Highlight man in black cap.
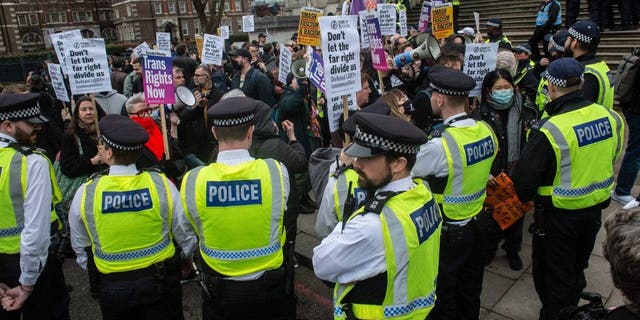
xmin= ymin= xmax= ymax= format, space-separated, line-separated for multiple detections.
xmin=258 ymin=32 xmax=268 ymax=47
xmin=413 ymin=65 xmax=498 ymax=320
xmin=229 ymin=49 xmax=276 ymax=107
xmin=512 ymin=43 xmax=539 ymax=103
xmin=564 ymin=20 xmax=614 ymax=109
xmin=313 ymin=112 xmax=441 ymax=320
xmin=512 ymin=58 xmax=624 ymax=319
xmin=68 ymin=114 xmax=196 ymax=320
xmin=180 ymin=96 xmax=295 ymax=320
xmin=0 ymin=93 xmax=69 ymax=319
xmin=484 ymin=18 xmax=512 ymax=50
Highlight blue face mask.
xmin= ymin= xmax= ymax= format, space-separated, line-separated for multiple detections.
xmin=491 ymin=88 xmax=514 ymax=104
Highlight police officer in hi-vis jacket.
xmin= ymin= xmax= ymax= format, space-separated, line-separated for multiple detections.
xmin=180 ymin=96 xmax=295 ymax=320
xmin=69 ymin=114 xmax=196 ymax=320
xmin=512 ymin=58 xmax=624 ymax=319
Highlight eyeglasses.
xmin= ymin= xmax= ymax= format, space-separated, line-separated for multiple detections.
xmin=128 ymin=106 xmax=158 ymax=117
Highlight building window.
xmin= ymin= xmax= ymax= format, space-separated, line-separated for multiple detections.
xmin=153 ymin=2 xmax=162 ymax=14
xmin=115 ymin=8 xmax=120 ymax=19
xmin=17 ymin=14 xmax=28 ymax=26
xmin=168 ymin=2 xmax=176 ymax=14
xmin=45 ymin=12 xmax=66 ymax=23
xmin=224 ymin=1 xmax=230 ymax=11
xmin=99 ymin=11 xmax=107 ymax=21
xmin=194 ymin=20 xmax=200 ymax=34
xmin=182 ymin=24 xmax=188 ymax=36
xmin=28 ymin=14 xmax=39 ymax=25
xmin=72 ymin=11 xmax=93 ymax=22
xmin=235 ymin=0 xmax=242 ymax=11
xmin=127 ymin=5 xmax=132 ymax=16
xmin=22 ymin=33 xmax=43 ymax=46
xmin=179 ymin=1 xmax=187 ymax=13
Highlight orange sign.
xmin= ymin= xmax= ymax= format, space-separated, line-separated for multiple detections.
xmin=485 ymin=172 xmax=534 ymax=230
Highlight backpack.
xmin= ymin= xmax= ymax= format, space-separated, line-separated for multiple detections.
xmin=614 ymin=48 xmax=640 ymax=103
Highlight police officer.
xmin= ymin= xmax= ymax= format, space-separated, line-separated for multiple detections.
xmin=529 ymin=0 xmax=562 ymax=61
xmin=413 ymin=65 xmax=498 ymax=320
xmin=565 ymin=20 xmax=614 ymax=109
xmin=512 ymin=43 xmax=539 ymax=103
xmin=512 ymin=58 xmax=624 ymax=320
xmin=68 ymin=114 xmax=196 ymax=320
xmin=180 ymin=96 xmax=294 ymax=320
xmin=313 ymin=112 xmax=441 ymax=320
xmin=315 ymin=101 xmax=394 ymax=239
xmin=484 ymin=18 xmax=512 ymax=50
xmin=0 ymin=93 xmax=69 ymax=319
xmin=534 ymin=30 xmax=569 ymax=116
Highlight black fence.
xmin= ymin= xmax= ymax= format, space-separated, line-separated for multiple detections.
xmin=0 ymin=54 xmax=55 ymax=84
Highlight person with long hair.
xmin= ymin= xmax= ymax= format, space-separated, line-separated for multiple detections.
xmin=379 ymin=89 xmax=413 ymax=123
xmin=473 ymin=68 xmax=538 ymax=271
xmin=59 ymin=96 xmax=107 ymax=178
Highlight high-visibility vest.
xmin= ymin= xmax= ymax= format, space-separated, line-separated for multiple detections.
xmin=181 ymin=158 xmax=286 ymax=277
xmin=535 ymin=78 xmax=550 ymax=117
xmin=80 ymin=171 xmax=176 ymax=274
xmin=536 ymin=103 xmax=624 ymax=209
xmin=536 ymin=0 xmax=562 ymax=27
xmin=334 ymin=180 xmax=442 ymax=320
xmin=584 ymin=60 xmax=615 ymax=109
xmin=485 ymin=34 xmax=512 ymax=48
xmin=332 ymin=168 xmax=367 ymax=223
xmin=0 ymin=146 xmax=61 ymax=254
xmin=434 ymin=121 xmax=497 ymax=220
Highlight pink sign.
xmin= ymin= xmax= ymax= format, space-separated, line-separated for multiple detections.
xmin=418 ymin=2 xmax=432 ymax=32
xmin=365 ymin=15 xmax=388 ymax=72
xmin=142 ymin=55 xmax=175 ymax=104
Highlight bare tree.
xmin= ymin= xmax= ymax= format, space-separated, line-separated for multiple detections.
xmin=192 ymin=0 xmax=226 ymax=35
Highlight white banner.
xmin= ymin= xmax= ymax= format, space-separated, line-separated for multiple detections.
xmin=201 ymin=34 xmax=224 ymax=66
xmin=358 ymin=10 xmax=373 ymax=49
xmin=50 ymin=30 xmax=82 ymax=75
xmin=319 ymin=15 xmax=361 ymax=98
xmin=47 ymin=63 xmax=69 ymax=103
xmin=64 ymin=38 xmax=112 ymax=95
xmin=327 ymin=93 xmax=356 ymax=132
xmin=278 ymin=45 xmax=292 ymax=85
xmin=242 ymin=15 xmax=255 ymax=32
xmin=220 ymin=26 xmax=230 ymax=39
xmin=378 ymin=4 xmax=397 ymax=36
xmin=133 ymin=41 xmax=151 ymax=58
xmin=399 ymin=8 xmax=408 ymax=37
xmin=156 ymin=32 xmax=171 ymax=52
xmin=464 ymin=43 xmax=499 ymax=97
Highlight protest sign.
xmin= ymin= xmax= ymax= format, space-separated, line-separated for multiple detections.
xmin=297 ymin=7 xmax=323 ymax=46
xmin=47 ymin=63 xmax=69 ymax=103
xmin=474 ymin=12 xmax=481 ymax=37
xmin=220 ymin=26 xmax=230 ymax=39
xmin=364 ymin=13 xmax=388 ymax=72
xmin=319 ymin=15 xmax=361 ymax=97
xmin=485 ymin=173 xmax=534 ymax=230
xmin=156 ymin=32 xmax=171 ymax=52
xmin=358 ymin=10 xmax=371 ymax=49
xmin=195 ymin=34 xmax=204 ymax=58
xmin=201 ymin=34 xmax=224 ymax=66
xmin=308 ymin=51 xmax=326 ymax=94
xmin=418 ymin=2 xmax=432 ymax=32
xmin=64 ymin=38 xmax=112 ymax=95
xmin=464 ymin=42 xmax=498 ymax=97
xmin=327 ymin=93 xmax=356 ymax=132
xmin=378 ymin=4 xmax=397 ymax=36
xmin=50 ymin=29 xmax=82 ymax=75
xmin=278 ymin=45 xmax=292 ymax=85
xmin=133 ymin=41 xmax=151 ymax=58
xmin=399 ymin=8 xmax=408 ymax=37
xmin=145 ymin=49 xmax=171 ymax=57
xmin=242 ymin=15 xmax=255 ymax=32
xmin=142 ymin=54 xmax=175 ymax=104
xmin=431 ymin=2 xmax=454 ymax=39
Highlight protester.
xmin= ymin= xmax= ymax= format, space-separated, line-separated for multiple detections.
xmin=229 ymin=49 xmax=277 ymax=107
xmin=93 ymin=90 xmax=127 ymax=115
xmin=173 ymin=43 xmax=198 ymax=88
xmin=122 ymin=57 xmax=143 ymax=98
xmin=110 ymin=56 xmax=127 ymax=94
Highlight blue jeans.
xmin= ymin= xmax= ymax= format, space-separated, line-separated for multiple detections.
xmin=615 ymin=108 xmax=640 ymax=196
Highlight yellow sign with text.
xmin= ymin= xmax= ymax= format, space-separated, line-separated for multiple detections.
xmin=195 ymin=34 xmax=204 ymax=59
xmin=297 ymin=8 xmax=323 ymax=46
xmin=431 ymin=3 xmax=454 ymax=40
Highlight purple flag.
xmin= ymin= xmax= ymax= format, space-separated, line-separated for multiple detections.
xmin=349 ymin=0 xmax=380 ymax=15
xmin=309 ymin=51 xmax=326 ymax=94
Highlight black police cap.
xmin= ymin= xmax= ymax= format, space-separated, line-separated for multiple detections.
xmin=0 ymin=93 xmax=48 ymax=124
xmin=427 ymin=65 xmax=476 ymax=96
xmin=569 ymin=20 xmax=600 ymax=44
xmin=543 ymin=58 xmax=584 ymax=88
xmin=342 ymin=100 xmax=391 ymax=136
xmin=344 ymin=113 xmax=427 ymax=158
xmin=99 ymin=114 xmax=149 ymax=151
xmin=208 ymin=96 xmax=257 ymax=127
